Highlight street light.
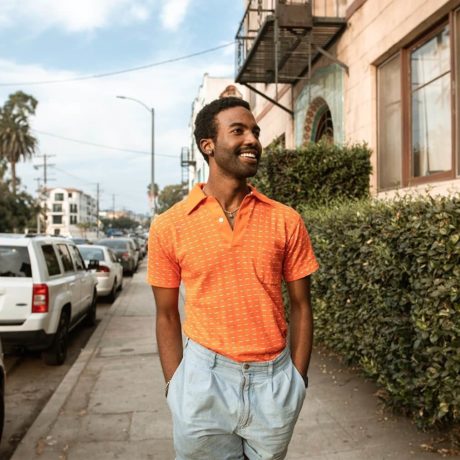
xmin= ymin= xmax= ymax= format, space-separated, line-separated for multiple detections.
xmin=116 ymin=95 xmax=156 ymax=216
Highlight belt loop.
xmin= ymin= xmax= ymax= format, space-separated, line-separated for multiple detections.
xmin=268 ymin=360 xmax=274 ymax=377
xmin=210 ymin=351 xmax=217 ymax=369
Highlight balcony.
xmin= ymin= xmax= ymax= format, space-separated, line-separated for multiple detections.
xmin=235 ymin=0 xmax=347 ymax=84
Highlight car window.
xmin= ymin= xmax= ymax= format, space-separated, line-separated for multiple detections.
xmin=68 ymin=245 xmax=86 ymax=271
xmin=41 ymin=244 xmax=61 ymax=276
xmin=0 ymin=246 xmax=32 ymax=277
xmin=79 ymin=247 xmax=105 ymax=261
xmin=57 ymin=244 xmax=75 ymax=272
xmin=98 ymin=240 xmax=128 ymax=250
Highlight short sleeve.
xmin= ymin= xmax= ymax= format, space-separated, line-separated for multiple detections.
xmin=147 ymin=218 xmax=181 ymax=288
xmin=283 ymin=215 xmax=319 ymax=282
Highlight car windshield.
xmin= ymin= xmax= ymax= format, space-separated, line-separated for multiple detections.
xmin=79 ymin=247 xmax=105 ymax=261
xmin=0 ymin=245 xmax=32 ymax=277
xmin=98 ymin=240 xmax=128 ymax=250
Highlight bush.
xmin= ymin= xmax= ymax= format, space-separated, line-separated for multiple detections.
xmin=252 ymin=141 xmax=372 ymax=208
xmin=303 ymin=194 xmax=460 ymax=429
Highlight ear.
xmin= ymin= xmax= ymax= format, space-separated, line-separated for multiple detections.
xmin=200 ymin=139 xmax=214 ymax=159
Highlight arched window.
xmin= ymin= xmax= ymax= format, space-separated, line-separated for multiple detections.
xmin=303 ymin=98 xmax=334 ymax=144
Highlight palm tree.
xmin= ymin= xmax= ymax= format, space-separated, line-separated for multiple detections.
xmin=0 ymin=91 xmax=38 ymax=194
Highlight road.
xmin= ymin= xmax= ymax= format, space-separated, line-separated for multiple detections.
xmin=1 ymin=276 xmax=133 ymax=460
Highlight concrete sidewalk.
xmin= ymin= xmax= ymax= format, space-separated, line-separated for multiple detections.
xmin=12 ymin=263 xmax=444 ymax=459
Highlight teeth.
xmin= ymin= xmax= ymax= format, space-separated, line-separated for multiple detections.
xmin=240 ymin=153 xmax=256 ymax=158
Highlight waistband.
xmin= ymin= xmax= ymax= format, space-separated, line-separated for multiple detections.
xmin=185 ymin=338 xmax=291 ymax=376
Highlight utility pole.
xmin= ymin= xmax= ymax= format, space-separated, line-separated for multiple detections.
xmin=96 ymin=183 xmax=100 ymax=239
xmin=34 ymin=177 xmax=42 ymax=233
xmin=112 ymin=194 xmax=116 ymax=221
xmin=34 ymin=154 xmax=55 ymax=234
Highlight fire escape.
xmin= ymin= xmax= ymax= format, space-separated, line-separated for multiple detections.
xmin=235 ymin=0 xmax=348 ymax=115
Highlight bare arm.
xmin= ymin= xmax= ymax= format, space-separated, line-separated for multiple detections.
xmin=151 ymin=286 xmax=183 ymax=383
xmin=286 ymin=276 xmax=313 ymax=380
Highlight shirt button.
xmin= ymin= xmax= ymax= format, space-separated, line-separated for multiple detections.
xmin=218 ymin=217 xmax=224 ymax=223
xmin=243 ymin=364 xmax=250 ymax=370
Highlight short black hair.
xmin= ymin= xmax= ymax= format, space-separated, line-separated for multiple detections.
xmin=194 ymin=97 xmax=251 ymax=164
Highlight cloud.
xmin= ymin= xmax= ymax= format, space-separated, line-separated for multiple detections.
xmin=160 ymin=0 xmax=191 ymax=31
xmin=0 ymin=0 xmax=155 ymax=33
xmin=1 ymin=56 xmax=234 ymax=213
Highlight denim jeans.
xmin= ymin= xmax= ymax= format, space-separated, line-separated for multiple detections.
xmin=166 ymin=338 xmax=306 ymax=460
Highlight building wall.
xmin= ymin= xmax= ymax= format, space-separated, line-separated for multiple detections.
xmin=45 ymin=187 xmax=97 ymax=237
xmin=248 ymin=0 xmax=460 ymax=197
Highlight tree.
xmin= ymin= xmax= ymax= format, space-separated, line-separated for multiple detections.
xmin=0 ymin=91 xmax=38 ymax=194
xmin=0 ymin=157 xmax=39 ymax=232
xmin=157 ymin=183 xmax=188 ymax=214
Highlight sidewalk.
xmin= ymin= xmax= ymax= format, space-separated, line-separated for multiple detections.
xmin=12 ymin=263 xmax=444 ymax=460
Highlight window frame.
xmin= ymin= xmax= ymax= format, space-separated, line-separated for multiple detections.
xmin=377 ymin=15 xmax=458 ymax=190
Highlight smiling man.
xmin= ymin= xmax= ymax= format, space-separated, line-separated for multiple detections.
xmin=147 ymin=96 xmax=318 ymax=460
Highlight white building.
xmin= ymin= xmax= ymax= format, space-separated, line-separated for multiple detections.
xmin=188 ymin=74 xmax=252 ymax=189
xmin=44 ymin=187 xmax=98 ymax=237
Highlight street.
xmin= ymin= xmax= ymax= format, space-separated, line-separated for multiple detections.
xmin=1 ymin=278 xmax=132 ymax=460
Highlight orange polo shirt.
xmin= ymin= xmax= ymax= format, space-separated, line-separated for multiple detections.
xmin=147 ymin=183 xmax=318 ymax=362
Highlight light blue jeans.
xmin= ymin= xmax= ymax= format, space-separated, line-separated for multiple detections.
xmin=167 ymin=339 xmax=306 ymax=460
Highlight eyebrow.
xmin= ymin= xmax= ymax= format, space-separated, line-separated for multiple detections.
xmin=229 ymin=122 xmax=261 ymax=133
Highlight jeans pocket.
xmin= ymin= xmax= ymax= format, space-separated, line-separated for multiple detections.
xmin=167 ymin=358 xmax=185 ymax=402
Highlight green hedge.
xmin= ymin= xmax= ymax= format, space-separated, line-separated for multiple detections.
xmin=252 ymin=141 xmax=372 ymax=208
xmin=302 ymin=194 xmax=460 ymax=429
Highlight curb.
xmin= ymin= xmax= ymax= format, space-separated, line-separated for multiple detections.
xmin=10 ymin=278 xmax=132 ymax=460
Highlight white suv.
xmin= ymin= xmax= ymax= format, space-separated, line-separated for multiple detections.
xmin=0 ymin=235 xmax=98 ymax=365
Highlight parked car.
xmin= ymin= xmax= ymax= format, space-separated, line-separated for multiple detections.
xmin=0 ymin=339 xmax=5 ymax=442
xmin=97 ymin=238 xmax=138 ymax=275
xmin=0 ymin=235 xmax=98 ymax=365
xmin=78 ymin=245 xmax=123 ymax=302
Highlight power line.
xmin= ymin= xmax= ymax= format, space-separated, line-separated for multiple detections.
xmin=33 ymin=129 xmax=178 ymax=158
xmin=0 ymin=42 xmax=235 ymax=87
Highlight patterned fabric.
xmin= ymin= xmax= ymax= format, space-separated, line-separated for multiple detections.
xmin=147 ymin=183 xmax=319 ymax=362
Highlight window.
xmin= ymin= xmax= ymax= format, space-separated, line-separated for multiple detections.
xmin=68 ymin=192 xmax=73 ymax=198
xmin=68 ymin=245 xmax=86 ymax=271
xmin=70 ymin=204 xmax=78 ymax=213
xmin=41 ymin=244 xmax=61 ymax=276
xmin=52 ymin=215 xmax=63 ymax=224
xmin=70 ymin=215 xmax=78 ymax=225
xmin=54 ymin=193 xmax=64 ymax=201
xmin=0 ymin=246 xmax=32 ymax=277
xmin=53 ymin=204 xmax=62 ymax=212
xmin=57 ymin=244 xmax=74 ymax=272
xmin=377 ymin=18 xmax=458 ymax=190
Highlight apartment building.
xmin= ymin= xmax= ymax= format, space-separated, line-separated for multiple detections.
xmin=44 ymin=187 xmax=97 ymax=237
xmin=187 ymin=74 xmax=252 ymax=188
xmin=235 ymin=0 xmax=460 ymax=197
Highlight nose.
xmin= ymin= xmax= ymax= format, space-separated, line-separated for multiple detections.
xmin=244 ymin=131 xmax=260 ymax=147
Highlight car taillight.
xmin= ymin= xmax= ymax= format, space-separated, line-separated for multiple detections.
xmin=122 ymin=252 xmax=129 ymax=260
xmin=32 ymin=284 xmax=49 ymax=313
xmin=97 ymin=265 xmax=110 ymax=275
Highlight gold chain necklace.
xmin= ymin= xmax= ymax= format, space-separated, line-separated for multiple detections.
xmin=223 ymin=204 xmax=242 ymax=220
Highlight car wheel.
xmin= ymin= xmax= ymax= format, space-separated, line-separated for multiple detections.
xmin=42 ymin=310 xmax=69 ymax=366
xmin=108 ymin=280 xmax=117 ymax=303
xmin=85 ymin=291 xmax=97 ymax=327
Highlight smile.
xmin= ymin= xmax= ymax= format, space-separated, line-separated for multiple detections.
xmin=239 ymin=151 xmax=258 ymax=160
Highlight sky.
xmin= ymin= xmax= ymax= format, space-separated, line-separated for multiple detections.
xmin=0 ymin=0 xmax=244 ymax=214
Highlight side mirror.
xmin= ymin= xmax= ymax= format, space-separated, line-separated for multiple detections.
xmin=87 ymin=259 xmax=100 ymax=270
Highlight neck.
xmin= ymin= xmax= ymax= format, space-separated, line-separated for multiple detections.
xmin=203 ymin=176 xmax=249 ymax=210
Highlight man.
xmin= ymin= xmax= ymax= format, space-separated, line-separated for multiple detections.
xmin=148 ymin=96 xmax=318 ymax=460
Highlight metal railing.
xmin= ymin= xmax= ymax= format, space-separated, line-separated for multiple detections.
xmin=235 ymin=0 xmax=346 ymax=76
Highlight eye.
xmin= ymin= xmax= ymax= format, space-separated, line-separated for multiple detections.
xmin=231 ymin=128 xmax=243 ymax=134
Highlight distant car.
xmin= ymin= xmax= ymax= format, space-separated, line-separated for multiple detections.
xmin=0 ymin=235 xmax=98 ymax=365
xmin=78 ymin=245 xmax=123 ymax=302
xmin=0 ymin=339 xmax=5 ymax=442
xmin=70 ymin=237 xmax=91 ymax=245
xmin=96 ymin=238 xmax=137 ymax=275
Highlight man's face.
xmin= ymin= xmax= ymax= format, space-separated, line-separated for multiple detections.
xmin=208 ymin=106 xmax=262 ymax=180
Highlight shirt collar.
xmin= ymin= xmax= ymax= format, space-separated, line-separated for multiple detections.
xmin=185 ymin=182 xmax=274 ymax=215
